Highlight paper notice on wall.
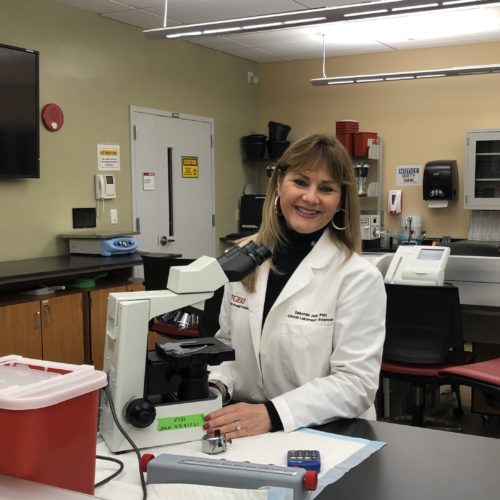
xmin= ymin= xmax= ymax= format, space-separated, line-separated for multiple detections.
xmin=143 ymin=172 xmax=155 ymax=190
xmin=396 ymin=165 xmax=421 ymax=186
xmin=98 ymin=144 xmax=120 ymax=171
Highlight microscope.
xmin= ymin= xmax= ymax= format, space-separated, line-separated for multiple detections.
xmin=100 ymin=241 xmax=271 ymax=453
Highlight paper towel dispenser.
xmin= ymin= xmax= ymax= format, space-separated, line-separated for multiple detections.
xmin=423 ymin=160 xmax=458 ymax=203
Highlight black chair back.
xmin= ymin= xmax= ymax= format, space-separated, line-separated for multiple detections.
xmin=384 ymin=283 xmax=465 ymax=365
xmin=141 ymin=253 xmax=190 ymax=291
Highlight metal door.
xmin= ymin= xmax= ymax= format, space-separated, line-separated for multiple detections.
xmin=130 ymin=107 xmax=215 ymax=276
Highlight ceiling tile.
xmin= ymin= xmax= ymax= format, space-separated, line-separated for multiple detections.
xmin=57 ymin=0 xmax=135 ymax=14
xmin=57 ymin=1 xmax=500 ymax=62
xmin=103 ymin=9 xmax=164 ymax=29
xmin=164 ymin=0 xmax=303 ymax=24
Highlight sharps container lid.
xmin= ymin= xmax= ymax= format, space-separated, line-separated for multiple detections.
xmin=0 ymin=355 xmax=107 ymax=410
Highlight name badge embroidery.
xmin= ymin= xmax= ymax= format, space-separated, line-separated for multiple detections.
xmin=287 ymin=310 xmax=334 ymax=323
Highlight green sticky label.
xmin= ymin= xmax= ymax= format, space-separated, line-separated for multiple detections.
xmin=157 ymin=413 xmax=205 ymax=432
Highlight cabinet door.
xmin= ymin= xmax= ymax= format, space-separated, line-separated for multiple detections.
xmin=0 ymin=301 xmax=43 ymax=358
xmin=42 ymin=294 xmax=85 ymax=365
xmin=465 ymin=131 xmax=500 ymax=209
xmin=90 ymin=285 xmax=126 ymax=370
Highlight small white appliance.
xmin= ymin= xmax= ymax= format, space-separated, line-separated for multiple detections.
xmin=385 ymin=245 xmax=450 ymax=286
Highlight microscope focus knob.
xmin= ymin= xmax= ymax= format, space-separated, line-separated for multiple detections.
xmin=126 ymin=398 xmax=156 ymax=428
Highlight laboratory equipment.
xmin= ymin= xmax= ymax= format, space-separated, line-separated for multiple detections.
xmin=445 ymin=250 xmax=500 ymax=308
xmin=143 ymin=453 xmax=317 ymax=499
xmin=287 ymin=450 xmax=321 ymax=472
xmin=68 ymin=235 xmax=137 ymax=256
xmin=360 ymin=214 xmax=380 ymax=240
xmin=202 ymin=429 xmax=230 ymax=454
xmin=100 ymin=241 xmax=271 ymax=453
xmin=384 ymin=245 xmax=450 ymax=286
xmin=353 ymin=163 xmax=369 ymax=196
xmin=0 ymin=356 xmax=106 ymax=495
xmin=239 ymin=194 xmax=266 ymax=233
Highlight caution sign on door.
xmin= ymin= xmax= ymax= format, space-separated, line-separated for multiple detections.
xmin=181 ymin=156 xmax=199 ymax=178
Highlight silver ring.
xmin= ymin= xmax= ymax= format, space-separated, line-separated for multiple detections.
xmin=234 ymin=420 xmax=241 ymax=432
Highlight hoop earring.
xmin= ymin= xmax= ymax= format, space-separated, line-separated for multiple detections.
xmin=331 ymin=209 xmax=348 ymax=231
xmin=274 ymin=194 xmax=283 ymax=217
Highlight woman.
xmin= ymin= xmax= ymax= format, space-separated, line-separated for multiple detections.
xmin=205 ymin=133 xmax=386 ymax=439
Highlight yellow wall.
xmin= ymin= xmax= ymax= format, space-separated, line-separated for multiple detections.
xmin=259 ymin=41 xmax=500 ymax=240
xmin=0 ymin=0 xmax=260 ymax=261
xmin=2 ymin=0 xmax=500 ymax=262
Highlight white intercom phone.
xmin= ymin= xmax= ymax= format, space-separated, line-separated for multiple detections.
xmin=95 ymin=174 xmax=116 ymax=199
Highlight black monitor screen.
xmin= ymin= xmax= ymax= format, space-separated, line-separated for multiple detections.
xmin=0 ymin=43 xmax=39 ymax=178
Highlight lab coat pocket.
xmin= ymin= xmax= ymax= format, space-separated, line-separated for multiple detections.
xmin=279 ymin=321 xmax=334 ymax=384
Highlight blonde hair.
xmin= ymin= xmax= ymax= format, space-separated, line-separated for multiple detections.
xmin=243 ymin=133 xmax=361 ymax=291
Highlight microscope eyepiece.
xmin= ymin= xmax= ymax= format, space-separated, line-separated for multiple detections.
xmin=217 ymin=241 xmax=272 ymax=282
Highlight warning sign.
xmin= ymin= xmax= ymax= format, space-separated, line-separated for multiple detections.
xmin=182 ymin=156 xmax=199 ymax=178
xmin=97 ymin=144 xmax=120 ymax=171
xmin=396 ymin=165 xmax=421 ymax=186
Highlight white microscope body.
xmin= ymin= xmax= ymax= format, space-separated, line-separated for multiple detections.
xmin=100 ymin=243 xmax=271 ymax=453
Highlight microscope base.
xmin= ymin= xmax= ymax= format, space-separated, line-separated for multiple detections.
xmin=100 ymin=392 xmax=222 ymax=453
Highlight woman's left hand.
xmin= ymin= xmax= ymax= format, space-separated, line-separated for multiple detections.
xmin=203 ymin=402 xmax=272 ymax=440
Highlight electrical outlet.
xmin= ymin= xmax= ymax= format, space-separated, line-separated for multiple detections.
xmin=110 ymin=209 xmax=118 ymax=224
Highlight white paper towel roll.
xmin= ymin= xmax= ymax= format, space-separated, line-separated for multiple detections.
xmin=427 ymin=200 xmax=448 ymax=208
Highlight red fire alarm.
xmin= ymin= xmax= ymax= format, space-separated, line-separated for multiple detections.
xmin=42 ymin=103 xmax=64 ymax=131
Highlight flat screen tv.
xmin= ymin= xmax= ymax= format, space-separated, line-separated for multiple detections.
xmin=0 ymin=43 xmax=39 ymax=179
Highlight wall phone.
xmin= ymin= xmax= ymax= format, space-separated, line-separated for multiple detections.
xmin=95 ymin=174 xmax=116 ymax=199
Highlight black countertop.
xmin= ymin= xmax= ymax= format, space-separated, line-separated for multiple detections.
xmin=317 ymin=418 xmax=500 ymax=500
xmin=0 ymin=253 xmax=143 ymax=288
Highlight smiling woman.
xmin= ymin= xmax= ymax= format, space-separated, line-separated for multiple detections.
xmin=205 ymin=133 xmax=386 ymax=441
xmin=277 ymin=157 xmax=342 ymax=234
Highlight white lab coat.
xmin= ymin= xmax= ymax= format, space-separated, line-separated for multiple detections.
xmin=209 ymin=230 xmax=386 ymax=432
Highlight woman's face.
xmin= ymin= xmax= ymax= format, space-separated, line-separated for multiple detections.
xmin=277 ymin=163 xmax=342 ymax=234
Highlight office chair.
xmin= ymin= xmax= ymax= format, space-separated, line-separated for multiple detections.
xmin=141 ymin=253 xmax=223 ymax=339
xmin=439 ymin=358 xmax=500 ymax=417
xmin=379 ymin=283 xmax=472 ymax=430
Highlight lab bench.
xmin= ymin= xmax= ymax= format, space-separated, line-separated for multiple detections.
xmin=0 ymin=253 xmax=144 ymax=368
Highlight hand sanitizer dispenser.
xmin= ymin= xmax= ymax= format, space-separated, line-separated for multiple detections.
xmin=423 ymin=160 xmax=458 ymax=208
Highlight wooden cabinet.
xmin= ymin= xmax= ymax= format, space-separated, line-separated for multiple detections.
xmin=465 ymin=129 xmax=500 ymax=209
xmin=89 ymin=281 xmax=145 ymax=370
xmin=0 ymin=301 xmax=42 ymax=358
xmin=0 ymin=292 xmax=84 ymax=364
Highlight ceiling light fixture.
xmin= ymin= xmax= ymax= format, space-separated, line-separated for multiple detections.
xmin=310 ymin=64 xmax=500 ymax=85
xmin=144 ymin=0 xmax=500 ymax=40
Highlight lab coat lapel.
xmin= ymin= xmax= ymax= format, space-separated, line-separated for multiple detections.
xmin=246 ymin=259 xmax=270 ymax=359
xmin=270 ymin=231 xmax=336 ymax=311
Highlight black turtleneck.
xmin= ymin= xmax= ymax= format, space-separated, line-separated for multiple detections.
xmin=262 ymin=222 xmax=326 ymax=325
